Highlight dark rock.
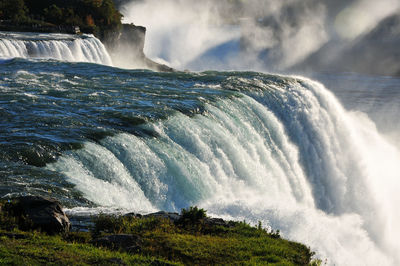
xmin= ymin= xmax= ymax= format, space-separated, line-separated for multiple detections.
xmin=103 ymin=24 xmax=146 ymax=59
xmin=102 ymin=23 xmax=174 ymax=72
xmin=8 ymin=196 xmax=70 ymax=234
xmin=123 ymin=212 xmax=143 ymax=219
xmin=92 ymin=234 xmax=142 ymax=253
xmin=144 ymin=211 xmax=181 ymax=222
xmin=204 ymin=217 xmax=232 ymax=227
xmin=143 ymin=57 xmax=175 ymax=72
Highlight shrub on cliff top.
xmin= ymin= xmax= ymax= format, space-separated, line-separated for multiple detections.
xmin=0 ymin=0 xmax=122 ymax=36
xmin=180 ymin=206 xmax=207 ymax=223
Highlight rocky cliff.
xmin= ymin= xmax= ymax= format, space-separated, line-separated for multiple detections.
xmin=102 ymin=23 xmax=174 ymax=72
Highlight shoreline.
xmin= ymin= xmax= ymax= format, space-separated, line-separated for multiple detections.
xmin=0 ymin=196 xmax=318 ymax=265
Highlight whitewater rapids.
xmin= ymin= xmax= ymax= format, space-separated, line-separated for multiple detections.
xmin=46 ymin=75 xmax=400 ymax=265
xmin=0 ymin=32 xmax=112 ymax=65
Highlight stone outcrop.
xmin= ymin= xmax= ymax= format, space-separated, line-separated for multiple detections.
xmin=103 ymin=23 xmax=174 ymax=72
xmin=144 ymin=211 xmax=181 ymax=222
xmin=6 ymin=196 xmax=71 ymax=234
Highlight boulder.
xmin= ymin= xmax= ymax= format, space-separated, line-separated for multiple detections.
xmin=204 ymin=217 xmax=233 ymax=227
xmin=123 ymin=212 xmax=143 ymax=219
xmin=144 ymin=211 xmax=181 ymax=222
xmin=8 ymin=196 xmax=70 ymax=234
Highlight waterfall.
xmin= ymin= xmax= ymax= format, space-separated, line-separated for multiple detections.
xmin=47 ymin=75 xmax=400 ymax=265
xmin=0 ymin=32 xmax=112 ymax=65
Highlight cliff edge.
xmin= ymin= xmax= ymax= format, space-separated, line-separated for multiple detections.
xmin=102 ymin=23 xmax=174 ymax=72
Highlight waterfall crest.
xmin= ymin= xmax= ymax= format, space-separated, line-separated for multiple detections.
xmin=47 ymin=75 xmax=400 ymax=265
xmin=0 ymin=32 xmax=112 ymax=65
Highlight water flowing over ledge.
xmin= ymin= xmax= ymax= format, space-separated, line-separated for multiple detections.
xmin=0 ymin=32 xmax=112 ymax=65
xmin=45 ymin=74 xmax=400 ymax=265
xmin=1 ymin=51 xmax=399 ymax=265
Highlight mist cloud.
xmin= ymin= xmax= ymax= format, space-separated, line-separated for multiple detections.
xmin=119 ymin=0 xmax=400 ymax=75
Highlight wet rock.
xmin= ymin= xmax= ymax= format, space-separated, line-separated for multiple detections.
xmin=102 ymin=23 xmax=174 ymax=72
xmin=204 ymin=217 xmax=233 ymax=227
xmin=123 ymin=212 xmax=143 ymax=219
xmin=7 ymin=196 xmax=71 ymax=234
xmin=144 ymin=211 xmax=181 ymax=222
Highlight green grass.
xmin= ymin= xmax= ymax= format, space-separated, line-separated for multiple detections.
xmin=0 ymin=230 xmax=177 ymax=265
xmin=140 ymin=231 xmax=310 ymax=265
xmin=91 ymin=212 xmax=314 ymax=265
xmin=0 ymin=203 xmax=317 ymax=265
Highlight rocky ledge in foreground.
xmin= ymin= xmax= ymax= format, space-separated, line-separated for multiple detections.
xmin=0 ymin=196 xmax=70 ymax=234
xmin=0 ymin=196 xmax=317 ymax=265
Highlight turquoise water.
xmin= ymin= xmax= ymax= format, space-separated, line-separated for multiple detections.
xmin=1 ymin=33 xmax=400 ymax=265
xmin=0 ymin=58 xmax=238 ymax=204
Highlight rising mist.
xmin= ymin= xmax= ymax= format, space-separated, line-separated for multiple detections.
xmin=119 ymin=0 xmax=400 ymax=76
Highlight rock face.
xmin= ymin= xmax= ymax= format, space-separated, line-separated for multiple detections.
xmin=103 ymin=23 xmax=174 ymax=72
xmin=144 ymin=211 xmax=181 ymax=222
xmin=204 ymin=217 xmax=234 ymax=228
xmin=102 ymin=24 xmax=146 ymax=60
xmin=9 ymin=196 xmax=71 ymax=234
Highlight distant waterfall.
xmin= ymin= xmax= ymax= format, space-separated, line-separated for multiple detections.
xmin=0 ymin=32 xmax=112 ymax=65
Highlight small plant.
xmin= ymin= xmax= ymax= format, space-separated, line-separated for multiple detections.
xmin=176 ymin=206 xmax=207 ymax=232
xmin=180 ymin=206 xmax=207 ymax=223
xmin=91 ymin=213 xmax=129 ymax=237
xmin=269 ymin=229 xmax=281 ymax=239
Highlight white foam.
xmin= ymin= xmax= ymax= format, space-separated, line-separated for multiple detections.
xmin=0 ymin=33 xmax=112 ymax=65
xmin=48 ymin=75 xmax=400 ymax=265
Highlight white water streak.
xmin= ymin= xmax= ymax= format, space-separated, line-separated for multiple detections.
xmin=0 ymin=34 xmax=112 ymax=65
xmin=48 ymin=76 xmax=400 ymax=265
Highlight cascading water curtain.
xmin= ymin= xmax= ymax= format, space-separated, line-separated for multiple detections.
xmin=48 ymin=75 xmax=400 ymax=265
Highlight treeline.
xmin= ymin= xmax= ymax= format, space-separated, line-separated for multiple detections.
xmin=0 ymin=0 xmax=122 ymax=36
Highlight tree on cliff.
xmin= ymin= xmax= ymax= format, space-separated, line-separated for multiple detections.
xmin=0 ymin=0 xmax=28 ymax=23
xmin=0 ymin=0 xmax=122 ymax=37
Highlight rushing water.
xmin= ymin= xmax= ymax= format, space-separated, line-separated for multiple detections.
xmin=0 ymin=32 xmax=112 ymax=65
xmin=1 ymin=32 xmax=400 ymax=265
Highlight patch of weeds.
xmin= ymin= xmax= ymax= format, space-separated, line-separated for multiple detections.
xmin=92 ymin=213 xmax=176 ymax=237
xmin=0 ymin=200 xmax=33 ymax=231
xmin=179 ymin=206 xmax=207 ymax=224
